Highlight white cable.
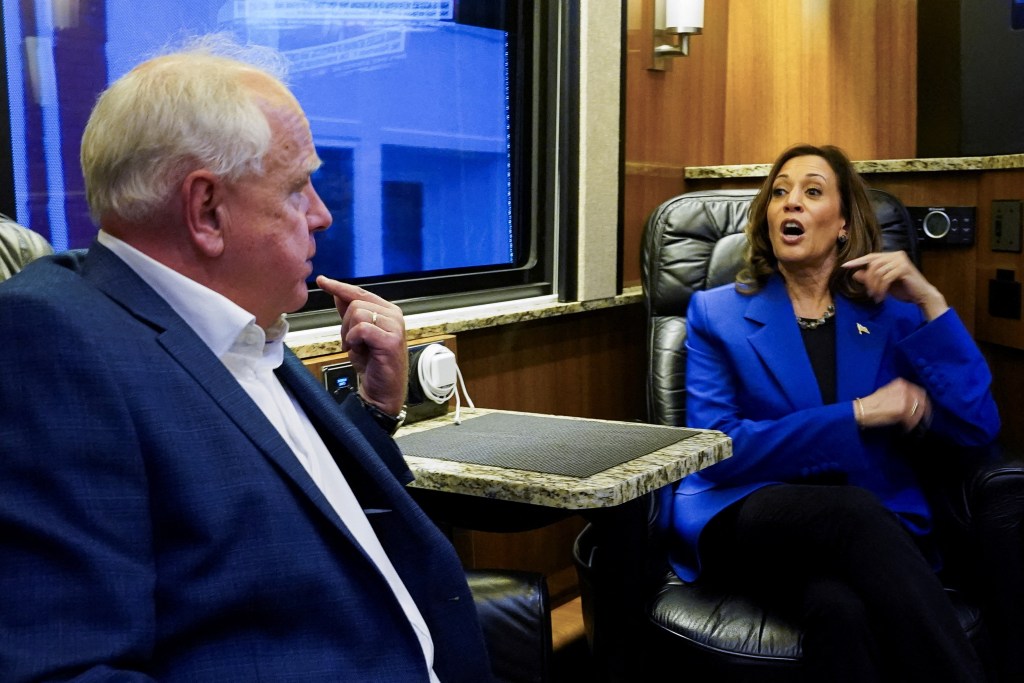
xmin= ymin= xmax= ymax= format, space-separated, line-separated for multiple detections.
xmin=452 ymin=363 xmax=475 ymax=425
xmin=415 ymin=344 xmax=475 ymax=424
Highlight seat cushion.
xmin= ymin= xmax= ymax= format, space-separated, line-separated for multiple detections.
xmin=648 ymin=570 xmax=986 ymax=669
xmin=648 ymin=571 xmax=803 ymax=665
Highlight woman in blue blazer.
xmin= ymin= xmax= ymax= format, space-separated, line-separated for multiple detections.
xmin=671 ymin=144 xmax=999 ymax=682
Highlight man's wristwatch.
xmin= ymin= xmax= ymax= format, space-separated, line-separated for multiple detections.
xmin=355 ymin=393 xmax=407 ymax=436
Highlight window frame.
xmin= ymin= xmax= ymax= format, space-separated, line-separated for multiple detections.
xmin=0 ymin=0 xmax=624 ymax=326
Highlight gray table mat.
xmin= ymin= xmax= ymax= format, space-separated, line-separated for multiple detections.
xmin=395 ymin=412 xmax=700 ymax=478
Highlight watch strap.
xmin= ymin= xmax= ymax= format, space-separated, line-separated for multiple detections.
xmin=354 ymin=393 xmax=407 ymax=436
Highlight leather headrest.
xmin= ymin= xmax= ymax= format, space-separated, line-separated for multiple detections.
xmin=641 ymin=189 xmax=755 ymax=317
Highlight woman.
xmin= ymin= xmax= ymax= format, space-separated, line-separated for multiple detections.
xmin=670 ymin=144 xmax=999 ymax=681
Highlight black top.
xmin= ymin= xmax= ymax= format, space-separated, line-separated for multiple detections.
xmin=800 ymin=317 xmax=837 ymax=404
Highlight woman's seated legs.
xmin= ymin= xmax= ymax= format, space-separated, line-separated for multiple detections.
xmin=703 ymin=484 xmax=984 ymax=682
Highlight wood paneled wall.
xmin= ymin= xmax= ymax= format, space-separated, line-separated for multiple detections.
xmin=455 ymin=306 xmax=648 ymax=421
xmin=973 ymin=169 xmax=1024 ymax=349
xmin=623 ymin=0 xmax=919 ymax=288
xmin=721 ymin=1 xmax=917 ymax=164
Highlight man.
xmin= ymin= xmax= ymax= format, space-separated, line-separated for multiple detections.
xmin=0 ymin=38 xmax=491 ymax=681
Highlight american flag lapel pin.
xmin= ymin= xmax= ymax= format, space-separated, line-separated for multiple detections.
xmin=857 ymin=323 xmax=870 ymax=335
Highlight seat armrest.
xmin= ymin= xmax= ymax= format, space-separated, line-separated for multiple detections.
xmin=966 ymin=445 xmax=1024 ymax=529
xmin=916 ymin=441 xmax=1024 ymax=681
xmin=906 ymin=438 xmax=1021 ymax=534
xmin=965 ymin=446 xmax=1024 ymax=681
xmin=466 ymin=569 xmax=552 ymax=683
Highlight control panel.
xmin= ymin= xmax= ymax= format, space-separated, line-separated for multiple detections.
xmin=906 ymin=206 xmax=976 ymax=247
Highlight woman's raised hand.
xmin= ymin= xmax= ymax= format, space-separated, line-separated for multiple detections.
xmin=842 ymin=251 xmax=949 ymax=321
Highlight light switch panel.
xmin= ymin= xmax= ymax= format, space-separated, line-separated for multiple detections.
xmin=992 ymin=200 xmax=1023 ymax=252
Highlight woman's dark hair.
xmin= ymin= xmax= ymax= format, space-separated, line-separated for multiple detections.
xmin=736 ymin=144 xmax=881 ymax=300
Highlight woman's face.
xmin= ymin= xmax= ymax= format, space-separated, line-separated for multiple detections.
xmin=766 ymin=155 xmax=848 ymax=277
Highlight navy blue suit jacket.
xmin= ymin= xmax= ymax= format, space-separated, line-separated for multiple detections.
xmin=0 ymin=244 xmax=491 ymax=681
xmin=669 ymin=275 xmax=1000 ymax=582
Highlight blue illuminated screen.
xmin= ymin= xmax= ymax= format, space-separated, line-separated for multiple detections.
xmin=1 ymin=0 xmax=514 ymax=282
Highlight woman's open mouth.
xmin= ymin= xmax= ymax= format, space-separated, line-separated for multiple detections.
xmin=781 ymin=220 xmax=805 ymax=243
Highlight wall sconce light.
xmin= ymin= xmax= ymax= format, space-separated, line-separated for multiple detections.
xmin=651 ymin=0 xmax=704 ymax=70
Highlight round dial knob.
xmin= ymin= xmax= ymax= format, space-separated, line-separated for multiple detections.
xmin=922 ymin=210 xmax=951 ymax=239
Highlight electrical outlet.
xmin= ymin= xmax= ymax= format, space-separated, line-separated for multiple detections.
xmin=322 ymin=361 xmax=357 ymax=401
xmin=992 ymin=200 xmax=1022 ymax=252
xmin=406 ymin=341 xmax=452 ymax=425
xmin=321 ymin=339 xmax=455 ymax=426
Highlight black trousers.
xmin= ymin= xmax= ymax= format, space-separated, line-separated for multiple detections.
xmin=701 ymin=484 xmax=985 ymax=683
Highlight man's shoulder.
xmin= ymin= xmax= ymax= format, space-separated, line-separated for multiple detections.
xmin=0 ymin=250 xmax=90 ymax=297
xmin=0 ymin=251 xmax=114 ymax=336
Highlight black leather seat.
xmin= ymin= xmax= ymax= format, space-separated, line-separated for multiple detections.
xmin=466 ymin=569 xmax=552 ymax=683
xmin=575 ymin=188 xmax=1024 ymax=681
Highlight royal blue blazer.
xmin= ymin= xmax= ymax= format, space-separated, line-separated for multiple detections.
xmin=0 ymin=244 xmax=492 ymax=682
xmin=669 ymin=274 xmax=1000 ymax=582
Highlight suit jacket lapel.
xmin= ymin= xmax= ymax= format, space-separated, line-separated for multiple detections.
xmin=835 ymin=296 xmax=888 ymax=402
xmin=745 ymin=277 xmax=824 ymax=410
xmin=80 ymin=243 xmax=361 ymax=536
xmin=276 ymin=356 xmax=413 ymax=505
xmin=82 ymin=243 xmax=290 ymax=453
xmin=743 ymin=274 xmax=890 ymax=408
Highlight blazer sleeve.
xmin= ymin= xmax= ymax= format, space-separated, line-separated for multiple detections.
xmin=685 ymin=289 xmax=868 ymax=489
xmin=0 ymin=297 xmax=158 ymax=682
xmin=895 ymin=308 xmax=1000 ymax=447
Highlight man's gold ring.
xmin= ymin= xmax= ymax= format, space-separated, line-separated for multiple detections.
xmin=371 ymin=311 xmax=379 ymax=326
xmin=910 ymin=399 xmax=919 ymax=417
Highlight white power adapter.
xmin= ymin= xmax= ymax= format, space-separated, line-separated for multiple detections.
xmin=414 ymin=343 xmax=474 ymax=423
xmin=419 ymin=345 xmax=457 ymax=402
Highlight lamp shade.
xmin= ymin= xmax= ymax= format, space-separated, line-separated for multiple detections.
xmin=666 ymin=0 xmax=704 ymax=31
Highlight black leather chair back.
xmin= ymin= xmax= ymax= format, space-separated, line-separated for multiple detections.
xmin=640 ymin=187 xmax=920 ymax=428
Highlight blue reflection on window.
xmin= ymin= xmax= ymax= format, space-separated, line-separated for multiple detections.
xmin=3 ymin=0 xmax=514 ymax=281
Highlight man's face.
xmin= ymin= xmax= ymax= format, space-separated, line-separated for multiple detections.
xmin=218 ymin=93 xmax=332 ymax=328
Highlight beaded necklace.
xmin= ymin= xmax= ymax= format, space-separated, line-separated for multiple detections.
xmin=796 ymin=303 xmax=836 ymax=330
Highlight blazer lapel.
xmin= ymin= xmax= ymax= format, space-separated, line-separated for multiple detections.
xmin=835 ymin=296 xmax=888 ymax=402
xmin=276 ymin=356 xmax=412 ymax=499
xmin=80 ymin=243 xmax=361 ymax=537
xmin=745 ymin=276 xmax=827 ymax=410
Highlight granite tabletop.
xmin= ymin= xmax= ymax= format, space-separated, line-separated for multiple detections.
xmin=685 ymin=153 xmax=1024 ymax=180
xmin=394 ymin=408 xmax=731 ymax=510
